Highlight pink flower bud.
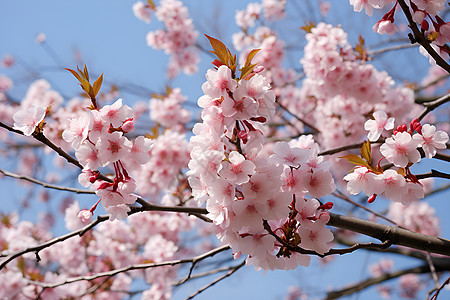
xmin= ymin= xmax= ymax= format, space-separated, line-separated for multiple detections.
xmin=78 ymin=209 xmax=92 ymax=223
xmin=122 ymin=119 xmax=135 ymax=133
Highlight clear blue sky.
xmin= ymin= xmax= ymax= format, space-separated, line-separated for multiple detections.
xmin=0 ymin=1 xmax=448 ymax=299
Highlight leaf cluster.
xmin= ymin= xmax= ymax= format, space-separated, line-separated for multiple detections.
xmin=340 ymin=141 xmax=380 ymax=173
xmin=205 ymin=35 xmax=260 ymax=81
xmin=65 ymin=65 xmax=103 ymax=109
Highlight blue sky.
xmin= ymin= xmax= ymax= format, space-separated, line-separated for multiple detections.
xmin=0 ymin=1 xmax=449 ymax=299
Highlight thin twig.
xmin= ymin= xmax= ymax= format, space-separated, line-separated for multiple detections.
xmin=276 ymin=100 xmax=320 ymax=133
xmin=326 ymin=265 xmax=439 ymax=300
xmin=367 ymin=43 xmax=417 ymax=56
xmin=0 ymin=215 xmax=108 ymax=270
xmin=417 ymin=93 xmax=450 ymax=122
xmin=396 ymin=0 xmax=450 ymax=73
xmin=25 ymin=245 xmax=231 ymax=288
xmin=0 ymin=168 xmax=95 ymax=194
xmin=186 ymin=260 xmax=246 ymax=300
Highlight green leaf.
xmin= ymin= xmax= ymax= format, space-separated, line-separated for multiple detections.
xmin=339 ymin=154 xmax=371 ymax=169
xmin=360 ymin=140 xmax=371 ymax=164
xmin=93 ymin=73 xmax=103 ymax=97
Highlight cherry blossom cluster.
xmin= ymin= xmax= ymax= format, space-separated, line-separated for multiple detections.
xmin=132 ymin=129 xmax=191 ymax=198
xmin=11 ymin=79 xmax=64 ymax=140
xmin=62 ymin=98 xmax=153 ymax=220
xmin=344 ymin=111 xmax=448 ymax=205
xmin=297 ymin=22 xmax=421 ymax=149
xmin=0 ymin=203 xmax=195 ymax=299
xmin=133 ymin=0 xmax=199 ymax=78
xmin=188 ymin=63 xmax=335 ymax=271
xmin=350 ymin=0 xmax=450 ymax=63
xmin=149 ymin=87 xmax=191 ymax=130
xmin=369 ymin=258 xmax=424 ymax=299
xmin=234 ymin=0 xmax=286 ymax=31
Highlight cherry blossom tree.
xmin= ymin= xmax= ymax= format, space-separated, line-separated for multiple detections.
xmin=0 ymin=0 xmax=449 ymax=299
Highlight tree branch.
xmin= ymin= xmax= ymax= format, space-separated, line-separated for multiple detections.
xmin=326 ymin=264 xmax=448 ymax=300
xmin=416 ymin=169 xmax=450 ymax=180
xmin=25 ymin=245 xmax=231 ymax=289
xmin=0 ymin=215 xmax=108 ymax=270
xmin=417 ymin=92 xmax=450 ymax=122
xmin=328 ymin=213 xmax=450 ymax=256
xmin=0 ymin=168 xmax=95 ymax=194
xmin=186 ymin=260 xmax=246 ymax=300
xmin=396 ymin=0 xmax=450 ymax=73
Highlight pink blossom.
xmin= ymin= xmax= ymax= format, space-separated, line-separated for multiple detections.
xmin=62 ymin=112 xmax=91 ymax=149
xmin=129 ymin=136 xmax=153 ymax=164
xmin=350 ymin=0 xmax=374 ymax=16
xmin=380 ymin=132 xmax=421 ymax=167
xmin=413 ymin=124 xmax=448 ymax=158
xmin=64 ymin=201 xmax=87 ymax=231
xmin=399 ymin=274 xmax=423 ymax=298
xmin=96 ymin=131 xmax=132 ymax=165
xmin=78 ymin=209 xmax=92 ymax=223
xmin=299 ymin=213 xmax=334 ymax=255
xmin=364 ymin=110 xmax=395 ymax=141
xmin=271 ymin=141 xmax=310 ymax=167
xmin=414 ymin=0 xmax=446 ymax=15
xmin=0 ymin=75 xmax=13 ymax=92
xmin=100 ymin=98 xmax=133 ymax=127
xmin=262 ymin=0 xmax=286 ymax=21
xmin=13 ymin=105 xmax=46 ymax=136
xmin=132 ymin=1 xmax=152 ymax=23
xmin=1 ymin=54 xmax=14 ymax=68
xmin=389 ymin=201 xmax=440 ymax=236
xmin=219 ymin=151 xmax=255 ymax=184
xmin=373 ymin=20 xmax=399 ymax=36
xmin=378 ymin=170 xmax=407 ymax=202
xmin=75 ymin=142 xmax=101 ymax=170
xmin=343 ymin=167 xmax=383 ymax=196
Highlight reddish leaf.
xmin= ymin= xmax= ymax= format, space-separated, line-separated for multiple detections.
xmin=93 ymin=73 xmax=104 ymax=97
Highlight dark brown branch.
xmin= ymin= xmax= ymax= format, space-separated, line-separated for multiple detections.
xmin=416 ymin=169 xmax=450 ymax=180
xmin=25 ymin=245 xmax=231 ymax=289
xmin=328 ymin=213 xmax=450 ymax=256
xmin=263 ymin=220 xmax=392 ymax=258
xmin=396 ymin=0 xmax=450 ymax=73
xmin=0 ymin=215 xmax=108 ymax=270
xmin=326 ymin=264 xmax=448 ymax=300
xmin=186 ymin=260 xmax=246 ymax=300
xmin=0 ymin=168 xmax=95 ymax=194
xmin=417 ymin=93 xmax=450 ymax=122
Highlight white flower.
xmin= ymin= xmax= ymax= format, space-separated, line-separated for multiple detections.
xmin=413 ymin=124 xmax=448 ymax=158
xmin=13 ymin=105 xmax=46 ymax=136
xmin=364 ymin=110 xmax=394 ymax=141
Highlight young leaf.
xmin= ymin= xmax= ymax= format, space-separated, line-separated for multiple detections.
xmin=205 ymin=34 xmax=229 ymax=65
xmin=300 ymin=21 xmax=315 ymax=33
xmin=65 ymin=68 xmax=83 ymax=83
xmin=83 ymin=65 xmax=90 ymax=82
xmin=93 ymin=73 xmax=104 ymax=97
xmin=360 ymin=140 xmax=371 ymax=164
xmin=244 ymin=49 xmax=260 ymax=68
xmin=339 ymin=154 xmax=371 ymax=169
